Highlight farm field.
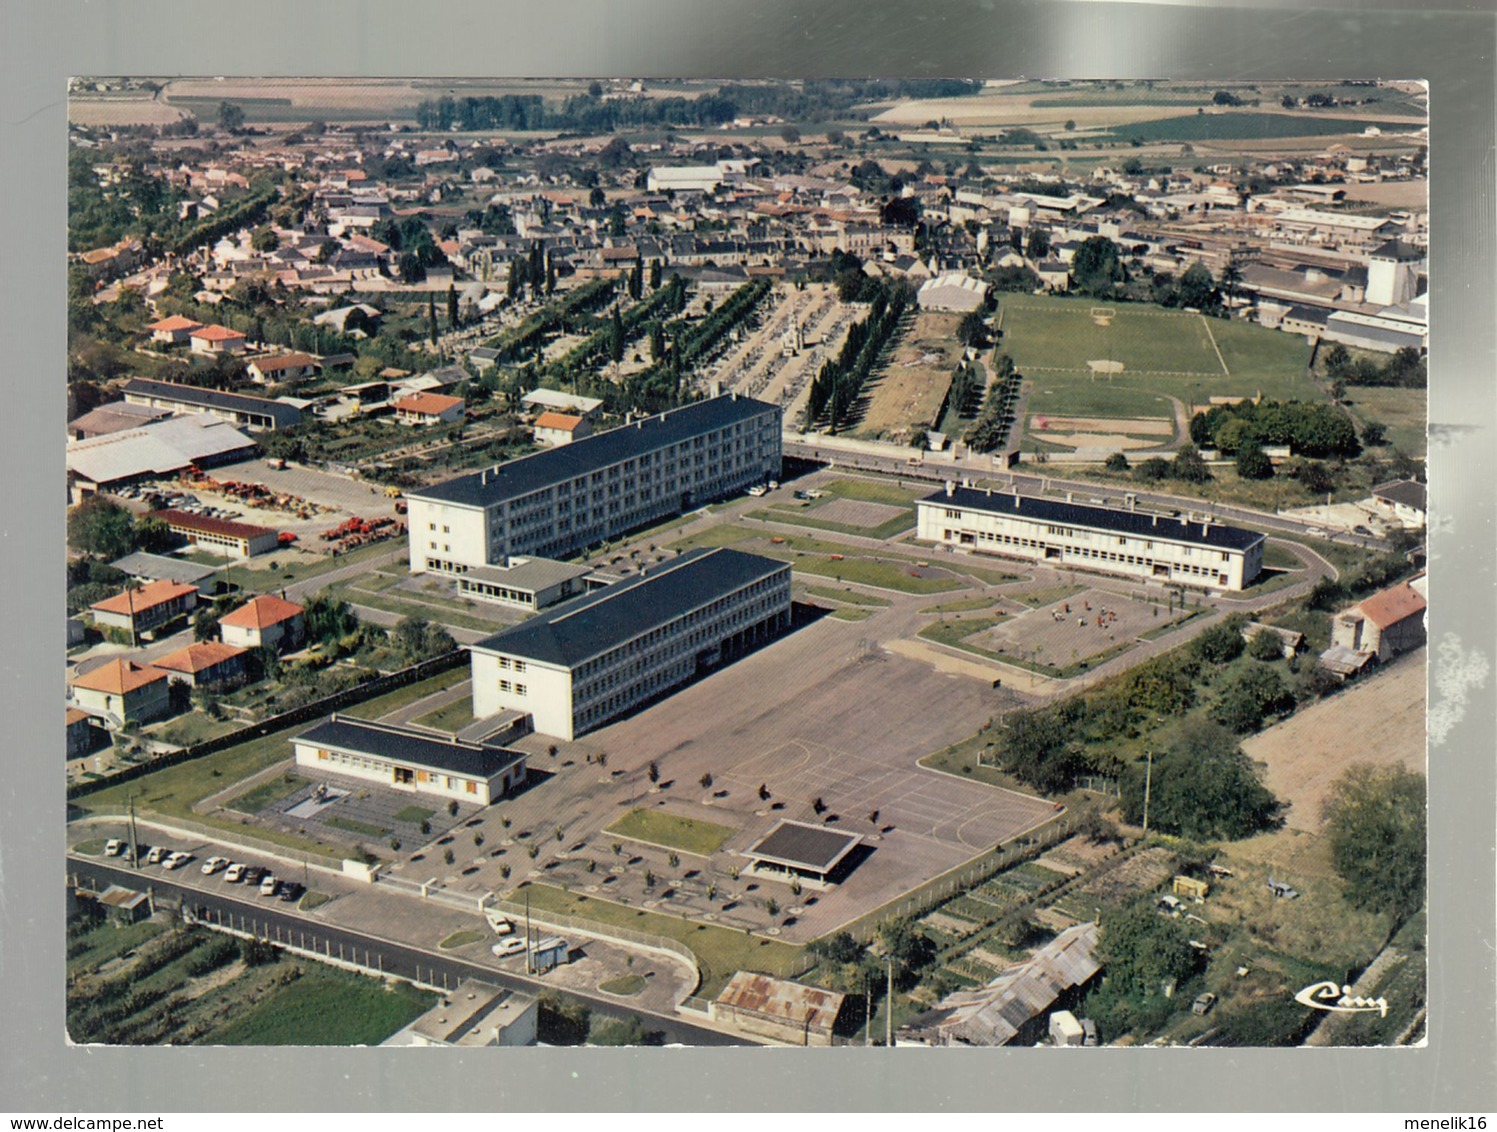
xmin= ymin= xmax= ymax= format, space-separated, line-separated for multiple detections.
xmin=1098 ymin=112 xmax=1414 ymax=143
xmin=1343 ymin=386 xmax=1428 ymax=456
xmin=853 ymin=311 xmax=966 ymax=441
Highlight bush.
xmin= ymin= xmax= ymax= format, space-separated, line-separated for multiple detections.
xmin=1104 ymin=452 xmax=1129 ymax=473
xmin=1194 ymin=618 xmax=1246 ymax=664
xmin=1248 ymin=629 xmax=1284 ymax=661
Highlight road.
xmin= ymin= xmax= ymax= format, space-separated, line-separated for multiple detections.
xmin=68 ymin=856 xmax=751 ymax=1046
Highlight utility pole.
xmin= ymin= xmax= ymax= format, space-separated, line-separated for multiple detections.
xmin=1142 ymin=750 xmax=1154 ymax=836
xmin=127 ymin=791 xmax=140 ymax=869
xmin=525 ymin=889 xmax=533 ymax=976
xmin=885 ymin=956 xmax=894 ymax=1047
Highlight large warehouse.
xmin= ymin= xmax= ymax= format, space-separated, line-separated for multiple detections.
xmin=917 ymin=485 xmax=1265 ymax=592
xmin=468 ymin=547 xmax=792 ymax=740
xmin=405 ymin=394 xmax=781 ymax=575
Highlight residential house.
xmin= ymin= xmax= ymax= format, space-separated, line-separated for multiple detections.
xmin=150 ymin=641 xmax=250 ymax=691
xmin=393 ymin=393 xmax=466 ymax=427
xmin=246 ymin=352 xmax=318 ymax=385
xmin=531 ymin=412 xmax=591 ymax=447
xmin=70 ymin=659 xmax=173 ymax=727
xmin=67 ymin=707 xmax=106 ymax=759
xmin=89 ymin=579 xmax=199 ymax=641
xmin=219 ymin=593 xmax=306 ymax=653
xmin=188 ymin=324 xmax=248 ymax=356
xmin=1328 ymin=574 xmax=1427 ymax=663
xmin=147 ymin=314 xmax=204 ymax=345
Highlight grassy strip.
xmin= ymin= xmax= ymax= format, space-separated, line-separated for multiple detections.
xmin=829 ymin=608 xmax=872 ymax=621
xmin=918 ymin=618 xmax=1136 ymax=679
xmin=598 ymin=974 xmax=648 ymax=996
xmin=1137 ymin=608 xmax=1209 ymax=640
xmin=750 ymin=507 xmax=916 ymax=541
xmin=604 ymin=809 xmax=736 ymax=857
xmin=804 ymin=586 xmax=892 ymax=608
xmin=516 ymin=883 xmax=803 ymax=1000
xmin=438 ymin=929 xmax=488 ymax=950
xmin=324 ymin=815 xmax=392 ymax=838
xmin=226 ymin=773 xmax=308 ymax=815
xmin=392 ymin=805 xmax=436 ymax=824
xmin=412 ymin=696 xmax=476 ymax=733
xmin=204 ymin=963 xmax=435 ymax=1045
xmin=326 ymin=580 xmax=506 ymax=634
xmin=920 ymin=597 xmax=999 ymax=614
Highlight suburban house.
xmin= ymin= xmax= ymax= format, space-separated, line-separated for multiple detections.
xmin=69 ymin=659 xmax=173 ymax=728
xmin=88 ymin=579 xmax=199 ymax=641
xmin=393 ymin=392 xmax=466 ymax=427
xmin=147 ymin=314 xmax=204 ymax=345
xmin=67 ymin=707 xmax=106 ymax=759
xmin=218 ymin=593 xmax=306 ymax=653
xmin=150 ymin=641 xmax=249 ymax=691
xmin=531 ymin=411 xmax=591 ymax=447
xmin=188 ymin=324 xmax=248 ymax=355
xmin=246 ymin=352 xmax=318 ymax=385
xmin=292 ymin=716 xmax=528 ymax=806
xmin=1327 ymin=573 xmax=1427 ymax=665
xmin=1371 ymin=480 xmax=1427 ymax=528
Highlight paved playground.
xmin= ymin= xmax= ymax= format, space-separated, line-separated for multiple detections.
xmin=979 ymin=585 xmax=1193 ymax=668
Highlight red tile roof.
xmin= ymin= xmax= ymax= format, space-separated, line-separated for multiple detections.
xmin=152 ymin=641 xmax=248 ymax=675
xmin=153 ymin=509 xmax=276 ymax=542
xmin=219 ymin=593 xmax=305 ymax=630
xmin=90 ymin=579 xmax=199 ymax=618
xmin=148 ymin=315 xmax=204 ymax=333
xmin=190 ymin=324 xmax=246 ymax=342
xmin=394 ymin=392 xmax=465 ymax=417
xmin=66 ymin=707 xmax=91 ymax=726
xmin=71 ymin=659 xmax=168 ymax=696
xmin=249 ymin=352 xmax=316 ymax=373
xmin=534 ymin=412 xmax=585 ymax=432
xmin=1355 ymin=580 xmax=1427 ymax=630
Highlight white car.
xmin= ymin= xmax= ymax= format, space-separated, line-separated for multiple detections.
xmin=259 ymin=875 xmax=279 ymax=897
xmin=746 ymin=485 xmax=768 ymax=497
xmin=103 ymin=839 xmax=125 ymax=857
xmin=201 ymin=856 xmax=229 ymax=876
xmin=224 ymin=863 xmax=247 ymax=883
xmin=491 ymin=937 xmax=526 ymax=957
xmin=145 ymin=846 xmax=169 ymax=865
xmin=163 ymin=851 xmax=192 ymax=870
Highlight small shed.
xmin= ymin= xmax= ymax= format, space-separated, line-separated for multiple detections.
xmin=1172 ymin=876 xmax=1210 ymax=901
xmin=712 ymin=972 xmax=846 ymax=1047
xmin=96 ymin=884 xmax=152 ymax=924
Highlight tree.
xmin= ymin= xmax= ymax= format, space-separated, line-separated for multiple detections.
xmin=303 ymin=595 xmax=359 ymax=651
xmin=957 ymin=310 xmax=986 ymax=348
xmin=1307 ymin=576 xmax=1347 ymax=611
xmin=1071 ymin=236 xmax=1125 ymax=295
xmin=699 ymin=772 xmax=713 ymax=790
xmin=1103 ymin=452 xmax=1130 ymax=473
xmin=1211 ymin=665 xmax=1294 ymax=733
xmin=251 ymin=226 xmax=279 ymax=253
xmin=426 ymin=291 xmax=438 ymax=345
xmin=1194 ymin=617 xmax=1246 ymax=664
xmin=588 ymin=1013 xmax=652 ymax=1047
xmin=780 ymin=125 xmax=801 ymax=144
xmin=192 ymin=607 xmax=220 ymax=643
xmin=1126 ymin=718 xmax=1282 ymax=839
xmin=67 ymin=496 xmax=137 ymax=559
xmin=1235 ymin=439 xmax=1274 ymax=480
xmin=1297 ymin=460 xmax=1335 ymax=496
xmin=1025 ymin=228 xmax=1051 ymax=260
xmin=217 ymin=102 xmax=246 ymax=133
xmin=997 ymin=703 xmax=1085 ymax=793
xmin=1248 ymin=628 xmax=1285 ymax=661
xmin=1322 ymin=343 xmax=1352 ymax=378
xmin=447 ymin=283 xmax=459 ymax=330
xmin=1322 ymin=764 xmax=1426 ymax=919
xmin=1133 ymin=457 xmax=1169 ymax=482
xmin=1360 ymin=420 xmax=1388 ymax=447
xmin=647 ymin=761 xmax=659 ymax=784
xmin=1177 ymin=261 xmax=1218 ymax=310
xmin=1170 ymin=446 xmax=1211 ymax=483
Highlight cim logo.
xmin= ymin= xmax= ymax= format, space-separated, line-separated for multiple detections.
xmin=1293 ymin=980 xmax=1389 ymax=1017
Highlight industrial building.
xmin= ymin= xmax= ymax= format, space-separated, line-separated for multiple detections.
xmin=292 ymin=715 xmax=528 ymax=806
xmin=405 ymin=394 xmax=781 ymax=576
xmin=151 ymin=509 xmax=280 ymax=558
xmin=917 ymin=485 xmax=1265 ymax=592
xmin=468 ymin=547 xmax=792 ymax=740
xmin=66 ymin=414 xmax=257 ymax=502
xmin=711 ymin=973 xmax=846 ymax=1047
xmin=122 ymin=378 xmax=303 ymax=432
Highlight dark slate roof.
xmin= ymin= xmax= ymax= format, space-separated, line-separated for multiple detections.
xmin=745 ymin=820 xmax=862 ymax=873
xmin=1372 ymin=479 xmax=1427 ymax=510
xmin=294 ymin=716 xmax=525 ymax=779
xmin=123 ymin=379 xmax=303 ymax=429
xmin=469 ymin=547 xmax=789 ymax=669
xmin=924 ymin=486 xmax=1265 ymax=551
xmin=1369 ymin=239 xmax=1422 ymax=261
xmin=408 ymin=394 xmax=779 ymax=509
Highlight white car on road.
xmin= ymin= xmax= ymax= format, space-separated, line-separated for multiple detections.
xmin=163 ymin=851 xmax=192 ymax=870
xmin=224 ymin=863 xmax=247 ymax=883
xmin=491 ymin=937 xmax=526 ymax=957
xmin=201 ymin=856 xmax=229 ymax=876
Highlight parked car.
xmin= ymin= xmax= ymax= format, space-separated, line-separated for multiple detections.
xmin=491 ymin=937 xmax=526 ymax=957
xmin=258 ymin=876 xmax=279 ymax=897
xmin=145 ymin=846 xmax=169 ymax=865
xmin=103 ymin=839 xmax=125 ymax=857
xmin=278 ymin=881 xmax=305 ymax=903
xmin=243 ymin=866 xmax=267 ymax=886
xmin=224 ymin=863 xmax=247 ymax=883
xmin=1192 ymin=992 xmax=1217 ymax=1017
xmin=201 ymin=856 xmax=229 ymax=876
xmin=746 ymin=485 xmax=768 ymax=497
xmin=163 ymin=851 xmax=192 ymax=870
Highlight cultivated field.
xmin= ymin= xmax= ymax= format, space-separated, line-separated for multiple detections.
xmin=853 ymin=311 xmax=966 ymax=441
xmin=1242 ymin=650 xmax=1426 ymax=833
xmin=69 ymin=94 xmax=190 ymax=127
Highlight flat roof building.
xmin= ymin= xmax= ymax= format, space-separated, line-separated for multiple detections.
xmin=456 ymin=556 xmax=593 ymax=611
xmin=712 ymin=972 xmax=846 ymax=1047
xmin=917 ymin=485 xmax=1265 ymax=592
xmin=406 ymin=980 xmax=538 ymax=1047
xmin=406 ymin=394 xmax=780 ymax=575
xmin=468 ymin=547 xmax=792 ymax=740
xmin=293 ymin=715 xmax=528 ymax=806
xmin=743 ymin=820 xmax=864 ymax=888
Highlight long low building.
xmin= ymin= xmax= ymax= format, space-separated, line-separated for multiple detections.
xmin=468 ymin=547 xmax=792 ymax=740
xmin=456 ymin=556 xmax=594 ymax=611
xmin=122 ymin=378 xmax=303 ymax=432
xmin=66 ymin=414 xmax=257 ymax=502
xmin=917 ymin=485 xmax=1265 ymax=592
xmin=293 ymin=715 xmax=528 ymax=806
xmin=152 ymin=509 xmax=280 ymax=558
xmin=406 ymin=393 xmax=781 ymax=576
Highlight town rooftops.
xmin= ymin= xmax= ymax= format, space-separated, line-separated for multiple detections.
xmin=189 ymin=324 xmax=247 ymax=342
xmin=1372 ymin=480 xmax=1427 ymax=512
xmin=219 ymin=593 xmax=304 ymax=630
xmin=295 ymin=715 xmax=526 ymax=780
xmin=148 ymin=315 xmax=204 ymax=333
xmin=152 ymin=641 xmax=248 ymax=676
xmin=122 ymin=379 xmax=303 ymax=430
xmin=714 ymin=972 xmax=846 ymax=1033
xmin=469 ymin=548 xmax=788 ymax=670
xmin=90 ymin=579 xmax=199 ymax=617
xmin=409 ymin=394 xmax=779 ymax=510
xmin=744 ymin=820 xmax=862 ymax=875
xmin=152 ymin=509 xmax=277 ymax=542
xmin=923 ymin=486 xmax=1265 ymax=552
xmin=71 ymin=658 xmax=168 ymax=695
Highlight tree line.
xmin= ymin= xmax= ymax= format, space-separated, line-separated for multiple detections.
xmin=804 ymin=280 xmax=912 ymax=433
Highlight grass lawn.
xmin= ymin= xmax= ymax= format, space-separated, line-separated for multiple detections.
xmin=751 ymin=506 xmax=916 ymax=540
xmin=920 ymin=597 xmax=1000 ymax=614
xmin=1002 ymin=294 xmax=1224 ymax=376
xmin=226 ymin=773 xmax=308 ymax=815
xmin=392 ymin=805 xmax=437 ymax=824
xmin=324 ymin=815 xmax=391 ymax=838
xmin=605 ymin=809 xmax=736 ymax=856
xmin=829 ymin=607 xmax=872 ymax=621
xmin=803 ymin=585 xmax=892 ymax=607
xmin=919 ymin=616 xmax=1135 ymax=678
xmin=438 ymin=929 xmax=487 ymax=950
xmin=1263 ymin=542 xmax=1308 ymax=570
xmin=1342 ymin=386 xmax=1428 ymax=457
xmin=149 ymin=714 xmax=244 ymax=749
xmin=918 ymin=617 xmax=1007 ymax=656
xmin=598 ymin=974 xmax=648 ymax=996
xmin=517 ymin=883 xmax=803 ymax=1000
xmin=73 ymin=838 xmax=108 ymax=856
xmin=412 ymin=695 xmax=476 ymax=733
xmin=301 ymin=891 xmax=332 ymax=911
xmin=205 ymin=963 xmax=435 ymax=1045
xmin=326 ymin=579 xmax=504 ymax=634
xmin=820 ymin=477 xmax=926 ymax=507
xmin=338 ymin=669 xmax=469 ymax=720
xmin=793 ymin=555 xmax=961 ymax=594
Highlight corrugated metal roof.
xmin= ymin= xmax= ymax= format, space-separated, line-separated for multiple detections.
xmin=715 ymin=972 xmax=845 ymax=1033
xmin=66 ymin=415 xmax=256 ymax=486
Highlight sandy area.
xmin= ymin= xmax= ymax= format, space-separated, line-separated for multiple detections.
xmin=1243 ymin=651 xmax=1426 ymax=833
xmin=1039 ymin=416 xmax=1173 ymax=436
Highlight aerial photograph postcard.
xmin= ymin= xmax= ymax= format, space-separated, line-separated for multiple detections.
xmin=64 ymin=76 xmax=1428 ymax=1049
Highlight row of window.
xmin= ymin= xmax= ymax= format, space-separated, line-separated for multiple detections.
xmin=957 ymin=528 xmax=1234 ymax=580
xmin=940 ymin=510 xmax=1232 ymax=560
xmin=496 ymin=657 xmax=527 ymax=672
xmin=313 ymin=748 xmax=479 ymax=793
xmin=496 ymin=679 xmax=528 ymax=695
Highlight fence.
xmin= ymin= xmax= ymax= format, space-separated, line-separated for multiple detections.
xmin=67 ymin=650 xmax=467 ymax=801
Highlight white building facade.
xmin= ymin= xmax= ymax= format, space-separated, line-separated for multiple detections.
xmin=917 ymin=486 xmax=1265 ymax=592
xmin=469 ymin=548 xmax=793 ymax=740
xmin=406 ymin=394 xmax=781 ymax=576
